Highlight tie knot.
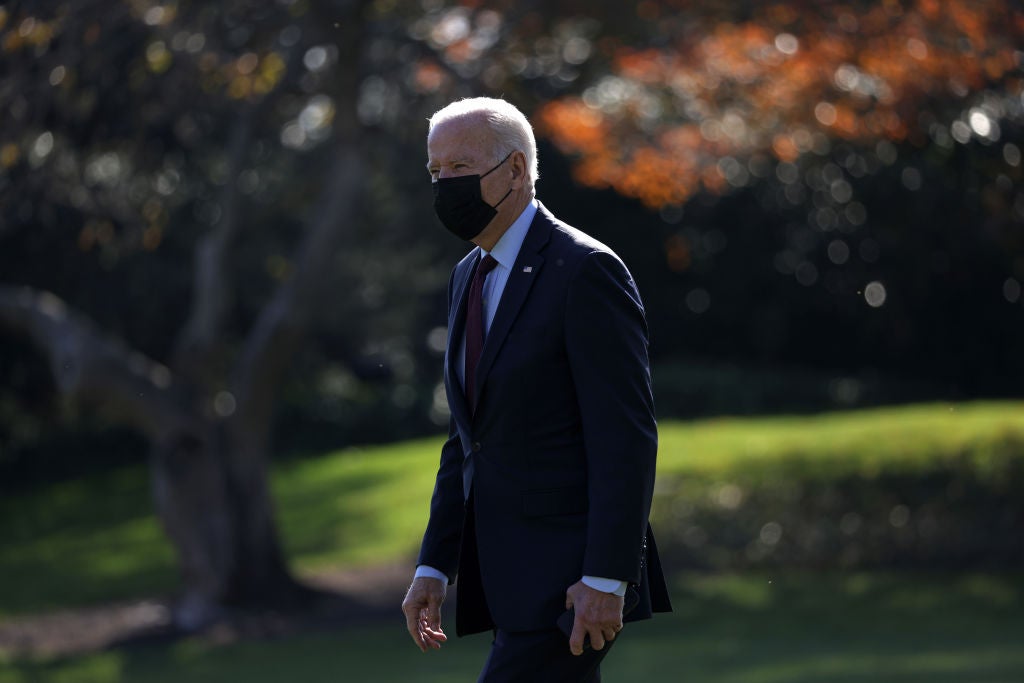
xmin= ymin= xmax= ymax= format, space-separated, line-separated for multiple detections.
xmin=478 ymin=254 xmax=498 ymax=277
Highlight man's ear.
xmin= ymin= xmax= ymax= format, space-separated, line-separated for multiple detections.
xmin=510 ymin=150 xmax=528 ymax=189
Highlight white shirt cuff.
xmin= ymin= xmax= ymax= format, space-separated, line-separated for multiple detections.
xmin=582 ymin=575 xmax=628 ymax=596
xmin=414 ymin=564 xmax=450 ymax=583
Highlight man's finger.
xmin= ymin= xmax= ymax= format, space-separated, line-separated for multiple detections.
xmin=589 ymin=627 xmax=606 ymax=652
xmin=569 ymin=619 xmax=586 ymax=656
xmin=418 ymin=624 xmax=444 ymax=649
xmin=425 ymin=602 xmax=442 ymax=629
xmin=404 ymin=606 xmax=428 ymax=652
xmin=419 ymin=607 xmax=447 ymax=648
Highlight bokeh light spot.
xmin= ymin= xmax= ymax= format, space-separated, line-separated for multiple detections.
xmin=774 ymin=33 xmax=798 ymax=55
xmin=686 ymin=288 xmax=711 ymax=314
xmin=1004 ymin=143 xmax=1021 ymax=167
xmin=901 ymin=167 xmax=922 ymax=191
xmin=814 ymin=102 xmax=837 ymax=127
xmin=968 ymin=110 xmax=992 ymax=138
xmin=304 ymin=45 xmax=328 ymax=71
xmin=213 ymin=391 xmax=237 ymax=417
xmin=906 ymin=38 xmax=927 ymax=60
xmin=1004 ymin=278 xmax=1021 ymax=304
xmin=760 ymin=521 xmax=783 ymax=545
xmin=828 ymin=239 xmax=850 ymax=265
xmin=146 ymin=41 xmax=172 ymax=74
xmin=889 ymin=504 xmax=910 ymax=528
xmin=49 ymin=65 xmax=66 ymax=86
xmin=864 ymin=281 xmax=887 ymax=307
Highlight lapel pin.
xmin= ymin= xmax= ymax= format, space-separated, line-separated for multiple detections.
xmin=523 ymin=266 xmax=533 ymax=273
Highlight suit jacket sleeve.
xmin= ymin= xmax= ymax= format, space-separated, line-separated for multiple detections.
xmin=565 ymin=249 xmax=658 ymax=584
xmin=416 ymin=422 xmax=465 ymax=583
xmin=416 ymin=267 xmax=467 ymax=583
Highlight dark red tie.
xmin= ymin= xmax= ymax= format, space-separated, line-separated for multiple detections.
xmin=465 ymin=254 xmax=498 ymax=410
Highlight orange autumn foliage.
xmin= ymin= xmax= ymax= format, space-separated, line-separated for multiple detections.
xmin=536 ymin=0 xmax=1023 ymax=209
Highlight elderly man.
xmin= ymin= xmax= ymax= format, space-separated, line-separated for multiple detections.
xmin=402 ymin=97 xmax=671 ymax=682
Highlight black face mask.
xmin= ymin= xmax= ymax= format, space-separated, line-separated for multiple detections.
xmin=432 ymin=152 xmax=514 ymax=241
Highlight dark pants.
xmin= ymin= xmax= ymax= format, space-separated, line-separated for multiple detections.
xmin=477 ymin=626 xmax=617 ymax=683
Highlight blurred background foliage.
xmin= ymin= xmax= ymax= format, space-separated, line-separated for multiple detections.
xmin=1 ymin=0 xmax=1022 ymax=483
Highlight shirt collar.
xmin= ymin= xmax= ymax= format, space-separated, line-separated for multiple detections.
xmin=481 ymin=198 xmax=538 ymax=270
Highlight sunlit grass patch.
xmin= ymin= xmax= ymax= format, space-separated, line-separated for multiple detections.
xmin=656 ymin=401 xmax=1024 ymax=480
xmin=271 ymin=436 xmax=441 ymax=567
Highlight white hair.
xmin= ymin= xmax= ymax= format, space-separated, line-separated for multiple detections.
xmin=428 ymin=97 xmax=539 ymax=186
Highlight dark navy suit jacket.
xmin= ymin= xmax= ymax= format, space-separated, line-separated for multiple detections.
xmin=418 ymin=201 xmax=671 ymax=636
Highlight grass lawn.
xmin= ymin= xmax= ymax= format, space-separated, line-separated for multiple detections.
xmin=3 ymin=401 xmax=1023 ymax=617
xmin=0 ymin=436 xmax=445 ymax=617
xmin=654 ymin=401 xmax=1024 ymax=479
xmin=1 ymin=402 xmax=1023 ymax=680
xmin=1 ymin=571 xmax=1021 ymax=682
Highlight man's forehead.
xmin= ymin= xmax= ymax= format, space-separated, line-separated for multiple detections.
xmin=428 ymin=117 xmax=492 ymax=156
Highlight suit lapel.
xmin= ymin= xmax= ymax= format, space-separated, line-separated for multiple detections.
xmin=473 ymin=211 xmax=553 ymax=402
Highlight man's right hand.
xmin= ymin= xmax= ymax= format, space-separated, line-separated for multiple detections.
xmin=402 ymin=576 xmax=448 ymax=652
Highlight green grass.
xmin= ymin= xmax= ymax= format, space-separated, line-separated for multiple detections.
xmin=2 ymin=402 xmax=1024 ymax=680
xmin=0 ymin=438 xmax=443 ymax=617
xmin=0 ymin=467 xmax=177 ymax=615
xmin=656 ymin=401 xmax=1024 ymax=480
xmin=271 ymin=436 xmax=442 ymax=568
xmin=1 ymin=572 xmax=1022 ymax=682
xmin=2 ymin=402 xmax=1023 ymax=617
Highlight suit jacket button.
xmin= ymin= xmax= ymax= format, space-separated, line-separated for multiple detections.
xmin=472 ymin=441 xmax=482 ymax=452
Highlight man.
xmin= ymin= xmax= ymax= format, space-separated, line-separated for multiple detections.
xmin=402 ymin=97 xmax=671 ymax=682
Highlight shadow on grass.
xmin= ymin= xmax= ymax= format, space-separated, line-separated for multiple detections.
xmin=0 ymin=461 xmax=414 ymax=618
xmin=2 ymin=572 xmax=1023 ymax=683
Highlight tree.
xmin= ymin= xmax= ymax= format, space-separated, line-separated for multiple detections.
xmin=0 ymin=0 xmax=382 ymax=627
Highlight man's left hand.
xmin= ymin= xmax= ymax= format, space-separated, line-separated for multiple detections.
xmin=564 ymin=580 xmax=624 ymax=656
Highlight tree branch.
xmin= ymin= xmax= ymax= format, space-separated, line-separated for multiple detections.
xmin=229 ymin=140 xmax=363 ymax=434
xmin=170 ymin=107 xmax=256 ymax=378
xmin=172 ymin=46 xmax=306 ymax=383
xmin=0 ymin=285 xmax=199 ymax=438
xmin=226 ymin=4 xmax=371 ymax=435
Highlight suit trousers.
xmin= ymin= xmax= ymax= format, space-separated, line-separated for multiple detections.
xmin=477 ymin=626 xmax=617 ymax=683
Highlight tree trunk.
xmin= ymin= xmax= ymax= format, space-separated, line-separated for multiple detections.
xmin=149 ymin=419 xmax=303 ymax=630
xmin=0 ymin=287 xmax=310 ymax=630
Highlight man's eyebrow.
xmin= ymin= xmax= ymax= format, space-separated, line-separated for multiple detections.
xmin=426 ymin=155 xmax=474 ymax=169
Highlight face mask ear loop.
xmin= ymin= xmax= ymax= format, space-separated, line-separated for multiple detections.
xmin=482 ymin=152 xmax=515 ymax=210
xmin=492 ymin=187 xmax=513 ymax=209
xmin=481 ymin=151 xmax=514 ymax=179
